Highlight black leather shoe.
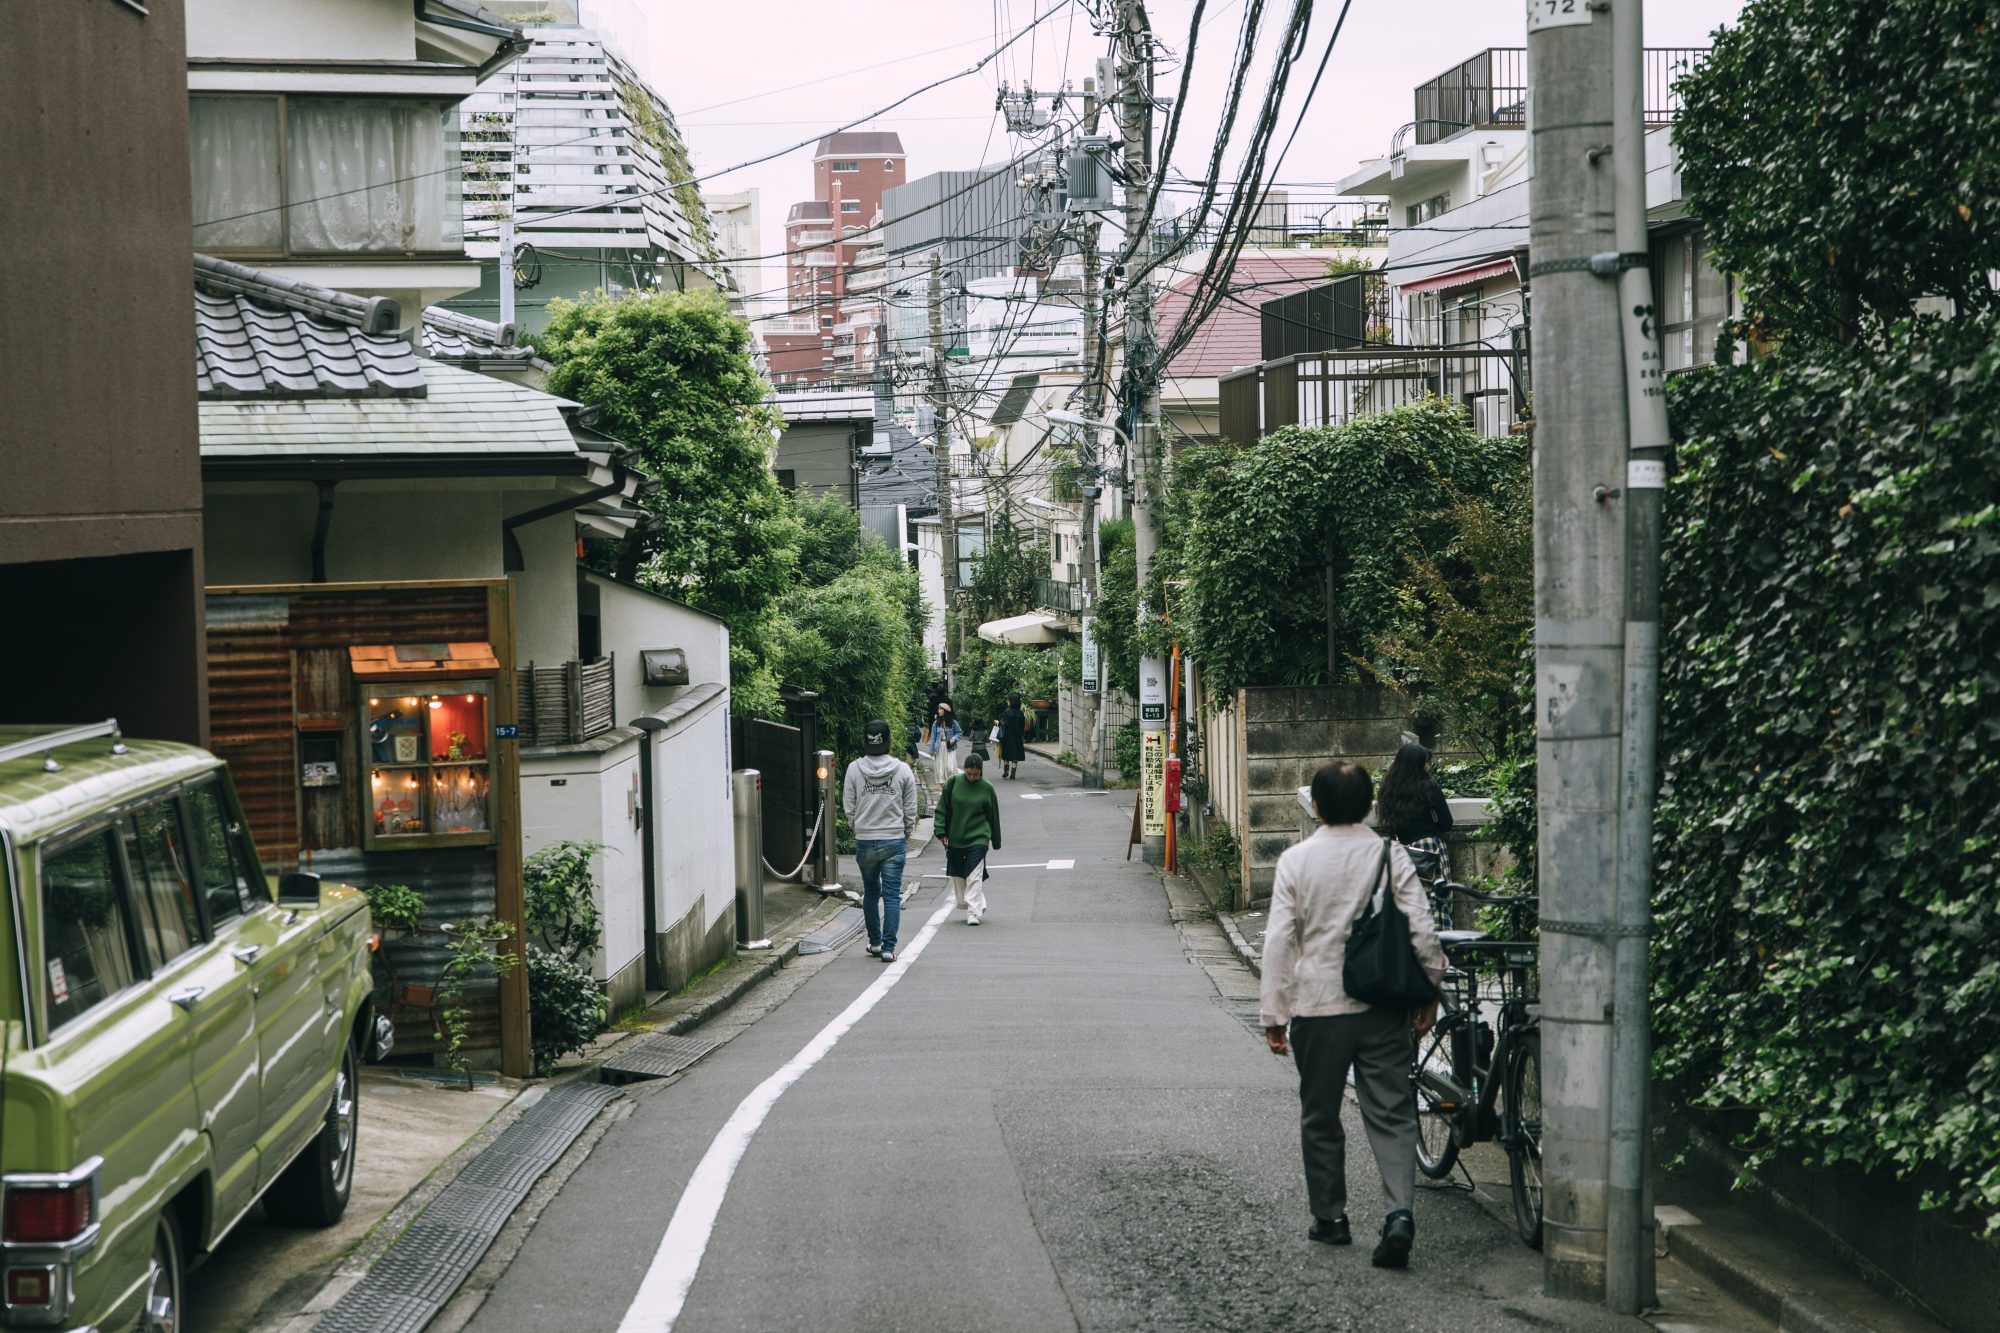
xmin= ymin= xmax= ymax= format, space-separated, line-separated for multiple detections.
xmin=1371 ymin=1212 xmax=1414 ymax=1268
xmin=1308 ymin=1215 xmax=1351 ymax=1245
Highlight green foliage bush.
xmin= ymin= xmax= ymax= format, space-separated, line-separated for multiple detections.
xmin=526 ymin=944 xmax=607 ymax=1077
xmin=765 ymin=540 xmax=927 ymax=767
xmin=1094 ymin=517 xmax=1139 ymax=697
xmin=961 ymin=513 xmax=1043 ymax=624
xmin=1162 ymin=400 xmax=1522 ymax=698
xmin=1113 ymin=719 xmax=1141 ymax=782
xmin=524 ymin=841 xmax=604 ymax=962
xmin=363 ymin=882 xmax=425 ymax=934
xmin=1674 ymin=1 xmax=2000 ymax=346
xmin=953 ymin=639 xmax=1059 ymax=736
xmin=1656 ymin=316 xmax=2000 ymax=1231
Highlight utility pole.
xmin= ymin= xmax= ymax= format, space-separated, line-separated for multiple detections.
xmin=1526 ymin=1 xmax=1630 ymax=1304
xmin=929 ymin=253 xmax=961 ymax=673
xmin=1115 ymin=0 xmax=1167 ymax=865
xmin=498 ymin=215 xmax=516 ymax=327
xmin=1607 ymin=0 xmax=1670 ymax=1314
xmin=1078 ymin=75 xmax=1108 ymax=790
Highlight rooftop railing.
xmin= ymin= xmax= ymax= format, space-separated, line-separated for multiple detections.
xmin=1412 ymin=47 xmax=1708 ymax=145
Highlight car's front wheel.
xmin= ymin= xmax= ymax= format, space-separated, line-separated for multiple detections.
xmin=263 ymin=1041 xmax=358 ymax=1227
xmin=141 ymin=1211 xmax=183 ymax=1333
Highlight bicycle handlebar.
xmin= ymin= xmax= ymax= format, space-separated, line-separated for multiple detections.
xmin=1431 ymin=880 xmax=1536 ymax=908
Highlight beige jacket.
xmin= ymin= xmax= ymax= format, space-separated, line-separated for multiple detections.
xmin=1258 ymin=824 xmax=1447 ymax=1027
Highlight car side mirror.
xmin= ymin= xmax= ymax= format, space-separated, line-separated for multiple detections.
xmin=277 ymin=871 xmax=322 ymax=904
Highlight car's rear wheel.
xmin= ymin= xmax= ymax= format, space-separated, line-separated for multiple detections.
xmin=263 ymin=1041 xmax=357 ymax=1227
xmin=141 ymin=1211 xmax=183 ymax=1333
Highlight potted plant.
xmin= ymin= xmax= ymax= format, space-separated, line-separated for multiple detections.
xmin=364 ymin=882 xmax=426 ymax=940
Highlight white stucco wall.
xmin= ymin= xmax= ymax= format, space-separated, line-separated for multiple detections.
xmin=508 ymin=497 xmax=583 ymax=667
xmin=520 ymin=733 xmax=645 ymax=987
xmin=186 ymin=0 xmax=415 ymax=62
xmin=649 ymin=692 xmax=735 ymax=937
xmin=587 ymin=572 xmax=729 ymax=724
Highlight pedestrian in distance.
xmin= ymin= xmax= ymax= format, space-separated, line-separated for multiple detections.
xmin=997 ymin=694 xmax=1029 ymax=779
xmin=842 ymin=719 xmax=920 ymax=962
xmin=1261 ymin=761 xmax=1446 ymax=1269
xmin=934 ymin=750 xmax=1001 ymax=926
xmin=1376 ymin=740 xmax=1455 ymax=887
xmin=927 ymin=703 xmax=962 ymax=788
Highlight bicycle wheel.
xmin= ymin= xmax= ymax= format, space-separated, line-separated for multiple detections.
xmin=1412 ymin=1020 xmax=1461 ymax=1179
xmin=1505 ymin=1026 xmax=1544 ymax=1249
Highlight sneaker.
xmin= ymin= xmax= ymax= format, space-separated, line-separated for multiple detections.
xmin=880 ymin=950 xmax=897 ymax=962
xmin=966 ymin=914 xmax=981 ymax=926
xmin=1308 ymin=1215 xmax=1351 ymax=1246
xmin=864 ymin=943 xmax=881 ymax=956
xmin=1371 ymin=1212 xmax=1414 ymax=1269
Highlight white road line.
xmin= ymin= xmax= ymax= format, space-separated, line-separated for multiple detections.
xmin=1018 ymin=793 xmax=1044 ymax=800
xmin=616 ymin=891 xmax=958 ymax=1332
xmin=985 ymin=860 xmax=1076 ymax=870
xmin=1047 ymin=858 xmax=1075 ymax=869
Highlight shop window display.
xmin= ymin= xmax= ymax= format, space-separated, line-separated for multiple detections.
xmin=362 ymin=684 xmax=493 ymax=846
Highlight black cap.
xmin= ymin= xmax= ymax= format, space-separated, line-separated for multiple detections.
xmin=863 ymin=719 xmax=891 ymax=755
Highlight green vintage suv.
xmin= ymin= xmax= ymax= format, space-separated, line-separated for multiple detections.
xmin=0 ymin=721 xmax=387 ymax=1331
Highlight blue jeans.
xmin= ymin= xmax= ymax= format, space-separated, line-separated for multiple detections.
xmin=855 ymin=838 xmax=907 ymax=952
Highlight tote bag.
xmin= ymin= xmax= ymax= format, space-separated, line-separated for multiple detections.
xmin=1343 ymin=843 xmax=1438 ymax=1008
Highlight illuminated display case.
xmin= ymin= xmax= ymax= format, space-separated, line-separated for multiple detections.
xmin=360 ymin=683 xmax=494 ymax=848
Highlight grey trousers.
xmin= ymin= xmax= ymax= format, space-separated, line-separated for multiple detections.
xmin=1291 ymin=1008 xmax=1416 ymax=1220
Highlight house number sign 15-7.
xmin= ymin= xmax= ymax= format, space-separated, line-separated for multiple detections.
xmin=1527 ymin=0 xmax=1593 ymax=29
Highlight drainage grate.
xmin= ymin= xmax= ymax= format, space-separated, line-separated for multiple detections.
xmin=797 ymin=905 xmax=866 ymax=954
xmin=599 ymin=1033 xmax=717 ymax=1084
xmin=316 ymin=1081 xmax=620 ymax=1333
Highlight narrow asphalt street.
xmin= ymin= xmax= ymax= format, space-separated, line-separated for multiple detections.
xmin=463 ymin=756 xmax=1640 ymax=1333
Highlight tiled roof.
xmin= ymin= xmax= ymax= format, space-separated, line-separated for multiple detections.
xmin=194 ymin=255 xmax=425 ymax=399
xmin=815 ymin=131 xmax=904 ymax=158
xmin=201 ymin=360 xmax=582 ymax=461
xmin=1157 ymin=255 xmax=1342 ymax=379
xmin=421 ymin=307 xmax=538 ymax=364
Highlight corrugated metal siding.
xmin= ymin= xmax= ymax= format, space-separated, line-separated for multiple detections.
xmin=307 ymin=846 xmax=501 ymax=1056
xmin=207 ymin=625 xmax=298 ymax=868
xmin=284 ymin=587 xmax=489 ymax=648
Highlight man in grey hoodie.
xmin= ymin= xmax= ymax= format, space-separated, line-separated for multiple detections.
xmin=842 ymin=718 xmax=921 ymax=960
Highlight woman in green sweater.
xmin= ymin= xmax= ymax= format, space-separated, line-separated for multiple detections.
xmin=934 ymin=751 xmax=1002 ymax=925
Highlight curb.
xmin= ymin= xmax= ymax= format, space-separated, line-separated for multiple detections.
xmin=1657 ymin=1208 xmax=1950 ymax=1333
xmin=1217 ymin=911 xmax=1263 ymax=977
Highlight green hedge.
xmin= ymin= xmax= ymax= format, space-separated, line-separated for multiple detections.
xmin=1656 ymin=314 xmax=2000 ymax=1230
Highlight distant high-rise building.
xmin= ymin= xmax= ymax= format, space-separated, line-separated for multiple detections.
xmin=762 ymin=132 xmax=905 ymax=385
xmin=706 ymin=190 xmax=762 ymax=316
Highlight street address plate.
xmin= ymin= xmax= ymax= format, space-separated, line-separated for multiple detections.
xmin=1527 ymin=0 xmax=1593 ymax=29
xmin=493 ymin=724 xmax=520 ymax=740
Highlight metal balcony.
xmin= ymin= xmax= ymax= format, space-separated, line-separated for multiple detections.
xmin=1411 ymin=47 xmax=1707 ymax=145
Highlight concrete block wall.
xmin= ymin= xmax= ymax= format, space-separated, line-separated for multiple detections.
xmin=1057 ymin=683 xmax=1135 ymax=763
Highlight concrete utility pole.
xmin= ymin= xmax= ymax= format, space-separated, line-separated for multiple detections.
xmin=1526 ymin=0 xmax=1630 ymax=1303
xmin=1116 ymin=0 xmax=1167 ymax=865
xmin=1078 ymin=75 xmax=1108 ymax=790
xmin=1607 ymin=0 xmax=1670 ymax=1314
xmin=929 ymin=253 xmax=961 ymax=670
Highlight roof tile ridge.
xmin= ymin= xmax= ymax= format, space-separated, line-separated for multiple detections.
xmin=194 ymin=254 xmax=401 ymax=334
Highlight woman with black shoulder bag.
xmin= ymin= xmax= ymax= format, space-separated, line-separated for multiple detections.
xmin=1260 ymin=761 xmax=1446 ymax=1268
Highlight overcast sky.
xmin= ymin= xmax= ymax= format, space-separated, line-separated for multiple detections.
xmin=582 ymin=0 xmax=1745 ymax=308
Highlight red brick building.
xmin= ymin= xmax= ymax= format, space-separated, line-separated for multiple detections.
xmin=764 ymin=131 xmax=905 ymax=385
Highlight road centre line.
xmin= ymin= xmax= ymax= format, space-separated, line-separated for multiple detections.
xmin=616 ymin=888 xmax=959 ymax=1332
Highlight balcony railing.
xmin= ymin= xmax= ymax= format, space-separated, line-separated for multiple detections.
xmin=1148 ymin=199 xmax=1390 ymax=255
xmin=1218 ymin=342 xmax=1529 ymax=447
xmin=1412 ymin=47 xmax=1707 ymax=145
xmin=1034 ymin=576 xmax=1084 ymax=617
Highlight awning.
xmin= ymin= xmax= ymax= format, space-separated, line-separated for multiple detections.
xmin=350 ymin=642 xmax=500 ymax=680
xmin=1396 ymin=257 xmax=1517 ymax=296
xmin=977 ymin=613 xmax=1066 ymax=646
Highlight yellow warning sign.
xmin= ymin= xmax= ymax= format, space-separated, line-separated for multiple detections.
xmin=1141 ymin=729 xmax=1167 ymax=838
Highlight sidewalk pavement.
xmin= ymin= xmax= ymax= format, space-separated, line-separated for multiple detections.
xmin=222 ymin=821 xmax=934 ymax=1331
xmin=1212 ymin=894 xmax=1947 ymax=1333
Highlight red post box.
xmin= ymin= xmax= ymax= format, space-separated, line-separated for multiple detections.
xmin=1164 ymin=755 xmax=1183 ymax=814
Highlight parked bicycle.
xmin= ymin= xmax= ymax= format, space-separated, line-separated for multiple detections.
xmin=1410 ymin=881 xmax=1544 ymax=1249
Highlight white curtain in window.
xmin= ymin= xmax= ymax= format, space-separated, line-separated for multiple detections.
xmin=287 ymin=99 xmax=459 ymax=253
xmin=190 ymin=96 xmax=283 ymax=251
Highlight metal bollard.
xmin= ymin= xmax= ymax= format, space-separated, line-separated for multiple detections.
xmin=732 ymin=769 xmax=769 ymax=948
xmin=813 ymin=749 xmax=839 ymax=889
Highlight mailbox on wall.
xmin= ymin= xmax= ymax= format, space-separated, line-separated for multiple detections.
xmin=640 ymin=648 xmax=689 ymax=687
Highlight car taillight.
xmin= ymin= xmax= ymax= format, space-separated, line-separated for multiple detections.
xmin=5 ymin=1266 xmax=52 ymax=1305
xmin=3 ymin=1182 xmax=90 ymax=1243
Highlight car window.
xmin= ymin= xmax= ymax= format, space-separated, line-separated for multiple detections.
xmin=186 ymin=781 xmax=256 ymax=923
xmin=121 ymin=801 xmax=203 ymax=970
xmin=41 ymin=829 xmax=140 ymax=1031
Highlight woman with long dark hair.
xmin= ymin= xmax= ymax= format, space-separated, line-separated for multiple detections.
xmin=996 ymin=694 xmax=1028 ymax=779
xmin=1375 ymin=740 xmax=1454 ymax=885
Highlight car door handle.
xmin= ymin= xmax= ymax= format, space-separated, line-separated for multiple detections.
xmin=168 ymin=986 xmax=207 ymax=1011
xmin=231 ymin=945 xmax=263 ymax=965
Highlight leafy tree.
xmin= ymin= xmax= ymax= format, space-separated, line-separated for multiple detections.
xmin=765 ymin=551 xmax=927 ymax=767
xmin=953 ymin=639 xmax=1060 ymax=733
xmin=1674 ymin=0 xmax=2000 ymax=344
xmin=961 ymin=512 xmax=1043 ymax=624
xmin=793 ymin=490 xmax=870 ymax=588
xmin=1093 ymin=517 xmax=1140 ymax=697
xmin=536 ymin=290 xmax=801 ymax=693
xmin=1369 ymin=457 xmax=1533 ymax=763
